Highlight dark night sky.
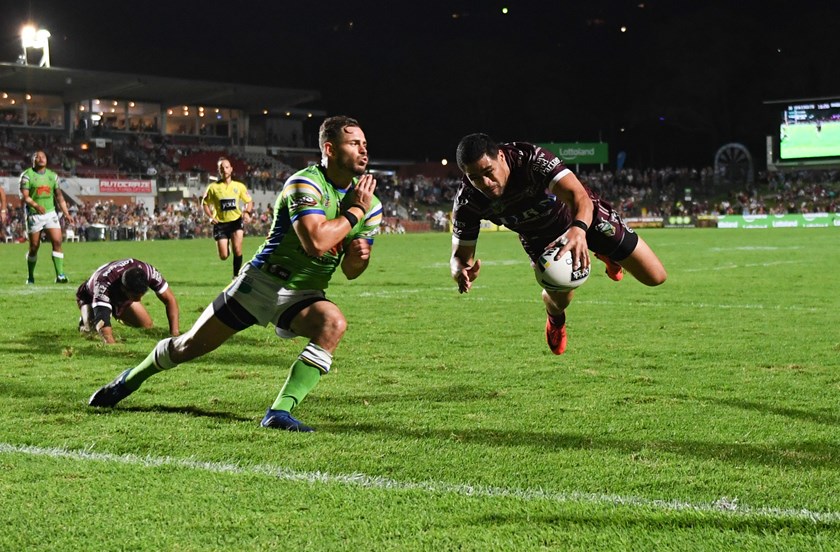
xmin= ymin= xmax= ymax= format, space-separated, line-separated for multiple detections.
xmin=2 ymin=1 xmax=838 ymax=168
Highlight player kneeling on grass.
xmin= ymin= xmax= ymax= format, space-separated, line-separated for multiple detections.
xmin=88 ymin=116 xmax=382 ymax=433
xmin=450 ymin=133 xmax=667 ymax=354
xmin=77 ymin=259 xmax=180 ymax=344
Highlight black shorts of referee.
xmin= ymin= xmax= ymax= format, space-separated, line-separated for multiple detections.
xmin=212 ymin=217 xmax=244 ymax=240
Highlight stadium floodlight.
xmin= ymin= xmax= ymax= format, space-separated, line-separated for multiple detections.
xmin=21 ymin=25 xmax=51 ymax=67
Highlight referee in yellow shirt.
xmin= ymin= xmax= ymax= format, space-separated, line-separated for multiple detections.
xmin=201 ymin=157 xmax=254 ymax=277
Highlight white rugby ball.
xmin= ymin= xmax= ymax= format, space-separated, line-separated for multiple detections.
xmin=534 ymin=247 xmax=590 ymax=291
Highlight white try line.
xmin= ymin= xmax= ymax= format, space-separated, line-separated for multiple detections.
xmin=352 ymin=289 xmax=823 ymax=312
xmin=1 ymin=286 xmax=73 ymax=297
xmin=682 ymin=260 xmax=805 ymax=272
xmin=1 ymin=442 xmax=837 ymax=524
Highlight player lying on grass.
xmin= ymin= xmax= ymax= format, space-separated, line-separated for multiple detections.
xmin=89 ymin=116 xmax=382 ymax=432
xmin=77 ymin=258 xmax=180 ymax=344
xmin=450 ymin=133 xmax=667 ymax=354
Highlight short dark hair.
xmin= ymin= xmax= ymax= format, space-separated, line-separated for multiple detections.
xmin=456 ymin=133 xmax=500 ymax=169
xmin=319 ymin=116 xmax=360 ymax=150
xmin=121 ymin=267 xmax=149 ymax=295
xmin=31 ymin=150 xmax=47 ymax=165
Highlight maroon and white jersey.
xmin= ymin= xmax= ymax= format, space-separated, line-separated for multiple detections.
xmin=75 ymin=258 xmax=168 ymax=315
xmin=451 ymin=142 xmax=573 ymax=252
xmin=451 ymin=142 xmax=637 ymax=262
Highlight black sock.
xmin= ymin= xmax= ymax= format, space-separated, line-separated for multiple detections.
xmin=548 ymin=312 xmax=566 ymax=326
xmin=233 ymin=255 xmax=243 ymax=276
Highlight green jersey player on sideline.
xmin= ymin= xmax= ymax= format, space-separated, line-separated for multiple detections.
xmin=20 ymin=150 xmax=74 ymax=284
xmin=89 ymin=116 xmax=382 ymax=432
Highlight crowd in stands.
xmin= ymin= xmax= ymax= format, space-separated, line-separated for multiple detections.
xmin=1 ymin=129 xmax=838 ymax=243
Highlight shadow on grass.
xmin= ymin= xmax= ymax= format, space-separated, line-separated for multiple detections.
xmin=475 ymin=510 xmax=837 ymax=533
xmin=698 ymin=396 xmax=840 ymax=426
xmin=9 ymin=328 xmax=293 ymax=371
xmin=116 ymin=403 xmax=253 ymax=423
xmin=318 ymin=422 xmax=839 ymax=470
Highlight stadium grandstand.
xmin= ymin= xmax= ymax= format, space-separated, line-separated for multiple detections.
xmin=1 ymin=63 xmax=838 ymax=244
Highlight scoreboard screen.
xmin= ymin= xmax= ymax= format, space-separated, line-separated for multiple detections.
xmin=779 ymin=100 xmax=840 ymax=160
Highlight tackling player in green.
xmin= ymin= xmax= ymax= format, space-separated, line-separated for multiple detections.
xmin=88 ymin=116 xmax=381 ymax=432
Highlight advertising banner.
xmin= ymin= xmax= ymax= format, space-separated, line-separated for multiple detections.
xmin=99 ymin=179 xmax=153 ymax=194
xmin=717 ymin=213 xmax=838 ymax=228
xmin=538 ymin=143 xmax=609 ymax=164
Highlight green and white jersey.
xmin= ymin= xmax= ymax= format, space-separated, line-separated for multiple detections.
xmin=20 ymin=167 xmax=60 ymax=215
xmin=249 ymin=164 xmax=382 ymax=290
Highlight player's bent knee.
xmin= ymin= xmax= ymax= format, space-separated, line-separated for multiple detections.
xmin=168 ymin=333 xmax=202 ymax=364
xmin=324 ymin=313 xmax=348 ymax=339
xmin=644 ymin=267 xmax=667 ymax=287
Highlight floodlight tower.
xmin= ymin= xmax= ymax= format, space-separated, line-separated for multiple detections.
xmin=21 ymin=25 xmax=51 ymax=67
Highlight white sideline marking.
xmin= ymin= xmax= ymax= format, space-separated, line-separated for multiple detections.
xmin=710 ymin=246 xmax=802 ymax=251
xmin=1 ymin=442 xmax=837 ymax=523
xmin=2 ymin=287 xmax=71 ymax=297
xmin=682 ymin=260 xmax=804 ymax=272
xmin=354 ymin=289 xmax=821 ymax=312
xmin=576 ymin=299 xmax=822 ymax=312
xmin=427 ymin=260 xmax=522 ymax=268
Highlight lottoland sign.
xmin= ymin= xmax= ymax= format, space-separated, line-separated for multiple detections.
xmin=717 ymin=213 xmax=839 ymax=229
xmin=538 ymin=143 xmax=609 ymax=164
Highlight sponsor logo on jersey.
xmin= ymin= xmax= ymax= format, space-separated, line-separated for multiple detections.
xmin=595 ymin=221 xmax=615 ymax=237
xmin=290 ymin=196 xmax=318 ymax=210
xmin=531 ymin=154 xmax=560 ymax=176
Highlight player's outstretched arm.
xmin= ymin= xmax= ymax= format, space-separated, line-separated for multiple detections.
xmin=549 ymin=172 xmax=593 ymax=270
xmin=157 ymin=288 xmax=181 ymax=337
xmin=451 ymin=243 xmax=480 ymax=294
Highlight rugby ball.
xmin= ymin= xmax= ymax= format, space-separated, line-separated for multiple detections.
xmin=534 ymin=247 xmax=590 ymax=291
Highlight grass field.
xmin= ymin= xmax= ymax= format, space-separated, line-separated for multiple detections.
xmin=780 ymin=121 xmax=840 ymax=159
xmin=1 ymin=228 xmax=838 ymax=550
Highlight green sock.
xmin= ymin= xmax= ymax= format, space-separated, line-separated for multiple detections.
xmin=123 ymin=349 xmax=164 ymax=391
xmin=52 ymin=252 xmax=64 ymax=276
xmin=27 ymin=255 xmax=36 ymax=280
xmin=271 ymin=359 xmax=322 ymax=412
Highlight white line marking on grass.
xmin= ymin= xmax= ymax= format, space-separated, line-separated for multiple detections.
xmin=576 ymin=299 xmax=822 ymax=312
xmin=427 ymin=259 xmax=522 ymax=268
xmin=463 ymin=296 xmax=821 ymax=312
xmin=683 ymin=260 xmax=804 ymax=272
xmin=709 ymin=246 xmax=802 ymax=252
xmin=1 ymin=287 xmax=72 ymax=297
xmin=2 ymin=442 xmax=837 ymax=524
xmin=354 ymin=290 xmax=822 ymax=313
xmin=358 ymin=287 xmax=456 ymax=297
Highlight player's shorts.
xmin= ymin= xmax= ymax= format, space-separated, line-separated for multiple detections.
xmin=583 ymin=189 xmax=639 ymax=262
xmin=75 ymin=283 xmax=131 ymax=319
xmin=212 ymin=218 xmax=243 ymax=240
xmin=522 ymin=186 xmax=638 ymax=263
xmin=212 ymin=263 xmax=329 ymax=338
xmin=26 ymin=211 xmax=61 ymax=234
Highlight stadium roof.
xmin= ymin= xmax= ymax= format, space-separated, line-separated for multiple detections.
xmin=0 ymin=62 xmax=321 ymax=114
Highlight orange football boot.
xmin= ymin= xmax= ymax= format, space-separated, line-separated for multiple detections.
xmin=594 ymin=252 xmax=624 ymax=282
xmin=545 ymin=313 xmax=567 ymax=355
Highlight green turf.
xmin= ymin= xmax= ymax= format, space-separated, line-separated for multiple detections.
xmin=780 ymin=121 xmax=840 ymax=159
xmin=0 ymin=228 xmax=838 ymax=550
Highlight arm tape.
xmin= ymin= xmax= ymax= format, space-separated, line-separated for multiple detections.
xmin=92 ymin=306 xmax=112 ymax=330
xmin=571 ymin=219 xmax=589 ymax=232
xmin=342 ymin=210 xmax=359 ymax=227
